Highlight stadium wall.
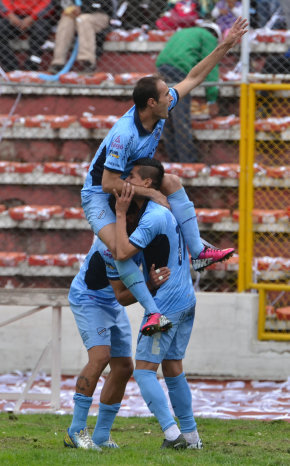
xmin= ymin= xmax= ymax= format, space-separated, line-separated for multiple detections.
xmin=0 ymin=292 xmax=289 ymax=380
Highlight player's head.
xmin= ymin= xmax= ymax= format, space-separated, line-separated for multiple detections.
xmin=133 ymin=75 xmax=173 ymax=118
xmin=126 ymin=157 xmax=164 ymax=190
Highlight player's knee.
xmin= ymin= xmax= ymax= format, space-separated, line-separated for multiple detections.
xmin=118 ymin=358 xmax=134 ymax=381
xmin=88 ymin=347 xmax=111 ymax=371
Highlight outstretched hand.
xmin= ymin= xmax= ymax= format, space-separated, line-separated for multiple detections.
xmin=223 ymin=17 xmax=248 ymax=48
xmin=113 ymin=182 xmax=134 ymax=215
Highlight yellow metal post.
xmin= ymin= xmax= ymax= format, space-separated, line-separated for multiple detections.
xmin=245 ymin=85 xmax=256 ymax=288
xmin=238 ymin=83 xmax=248 ymax=292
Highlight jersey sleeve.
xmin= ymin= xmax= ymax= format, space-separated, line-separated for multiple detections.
xmin=104 ymin=128 xmax=135 ymax=174
xmin=168 ymin=87 xmax=179 ymax=111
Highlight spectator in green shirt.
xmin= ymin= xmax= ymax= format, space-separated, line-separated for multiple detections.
xmin=156 ymin=21 xmax=221 ymax=162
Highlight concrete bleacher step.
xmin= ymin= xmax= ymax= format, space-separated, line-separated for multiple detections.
xmin=0 ymin=161 xmax=288 ymax=188
xmin=0 ymin=205 xmax=288 ymax=233
xmin=0 ymin=252 xmax=288 ymax=282
xmin=2 ymin=114 xmax=290 ymax=141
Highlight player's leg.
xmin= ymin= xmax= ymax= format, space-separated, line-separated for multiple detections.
xmin=82 ymin=192 xmax=168 ymax=319
xmin=133 ymin=312 xmax=192 ymax=449
xmin=92 ymin=357 xmax=133 ymax=447
xmin=161 ymin=305 xmax=203 ymax=449
xmin=64 ymin=345 xmax=109 ymax=451
xmin=161 ymin=174 xmax=234 ymax=271
xmin=64 ymin=301 xmax=115 ymax=451
xmin=92 ymin=307 xmax=133 ymax=448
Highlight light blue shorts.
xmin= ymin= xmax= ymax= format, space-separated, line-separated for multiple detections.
xmin=81 ymin=192 xmax=116 ymax=235
xmin=135 ymin=305 xmax=195 ymax=364
xmin=70 ymin=300 xmax=132 ymax=357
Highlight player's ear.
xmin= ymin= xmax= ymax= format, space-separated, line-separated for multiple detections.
xmin=147 ymin=97 xmax=157 ymax=108
xmin=144 ymin=177 xmax=153 ymax=188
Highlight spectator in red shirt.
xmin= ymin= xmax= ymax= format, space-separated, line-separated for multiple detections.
xmin=0 ymin=0 xmax=54 ymax=71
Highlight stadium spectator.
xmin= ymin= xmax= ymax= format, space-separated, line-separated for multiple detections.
xmin=0 ymin=0 xmax=54 ymax=71
xmin=64 ymin=202 xmax=170 ymax=450
xmin=49 ymin=0 xmax=114 ymax=74
xmin=81 ymin=18 xmax=246 ymax=336
xmin=113 ymin=158 xmax=202 ymax=450
xmin=118 ymin=0 xmax=167 ymax=29
xmin=211 ymin=0 xmax=242 ymax=34
xmin=156 ymin=21 xmax=221 ymax=162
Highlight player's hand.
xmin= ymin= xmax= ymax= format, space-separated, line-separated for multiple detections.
xmin=223 ymin=17 xmax=248 ymax=48
xmin=20 ymin=16 xmax=34 ymax=31
xmin=149 ymin=264 xmax=170 ymax=289
xmin=63 ymin=6 xmax=81 ymax=17
xmin=7 ymin=13 xmax=22 ymax=28
xmin=149 ymin=189 xmax=170 ymax=209
xmin=113 ymin=182 xmax=134 ymax=215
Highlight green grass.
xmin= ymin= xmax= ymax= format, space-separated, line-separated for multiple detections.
xmin=0 ymin=413 xmax=289 ymax=465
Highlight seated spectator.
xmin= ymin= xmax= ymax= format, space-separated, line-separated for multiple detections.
xmin=211 ymin=0 xmax=242 ymax=34
xmin=156 ymin=21 xmax=221 ymax=162
xmin=49 ymin=0 xmax=114 ymax=74
xmin=0 ymin=0 xmax=54 ymax=71
xmin=156 ymin=1 xmax=199 ymax=30
xmin=198 ymin=0 xmax=217 ymax=19
xmin=251 ymin=0 xmax=285 ymax=29
xmin=118 ymin=0 xmax=167 ymax=29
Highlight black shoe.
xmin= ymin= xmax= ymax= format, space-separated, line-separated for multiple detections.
xmin=48 ymin=64 xmax=64 ymax=74
xmin=78 ymin=60 xmax=96 ymax=74
xmin=161 ymin=434 xmax=187 ymax=450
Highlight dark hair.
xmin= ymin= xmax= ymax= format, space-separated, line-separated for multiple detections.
xmin=133 ymin=75 xmax=163 ymax=110
xmin=134 ymin=157 xmax=164 ymax=190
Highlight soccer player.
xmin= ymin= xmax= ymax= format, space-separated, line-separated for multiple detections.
xmin=113 ymin=158 xmax=203 ymax=449
xmin=81 ymin=18 xmax=247 ymax=331
xmin=64 ymin=202 xmax=170 ymax=450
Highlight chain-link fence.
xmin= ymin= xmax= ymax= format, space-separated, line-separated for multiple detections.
xmin=0 ymin=1 xmax=289 ymax=294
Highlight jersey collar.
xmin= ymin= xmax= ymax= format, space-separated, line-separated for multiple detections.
xmin=134 ymin=108 xmax=161 ymax=136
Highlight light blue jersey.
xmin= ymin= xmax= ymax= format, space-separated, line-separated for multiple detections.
xmin=68 ymin=237 xmax=120 ymax=306
xmin=130 ymin=201 xmax=195 ymax=316
xmin=81 ymin=88 xmax=179 ymax=198
xmin=68 ymin=238 xmax=132 ymax=354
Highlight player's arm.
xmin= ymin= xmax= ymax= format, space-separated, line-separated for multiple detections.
xmin=102 ymin=169 xmax=168 ymax=207
xmin=113 ymin=183 xmax=139 ymax=260
xmin=174 ymin=17 xmax=248 ymax=99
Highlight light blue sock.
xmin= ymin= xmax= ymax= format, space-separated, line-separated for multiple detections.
xmin=69 ymin=393 xmax=93 ymax=434
xmin=92 ymin=402 xmax=120 ymax=444
xmin=168 ymin=188 xmax=203 ymax=259
xmin=115 ymin=258 xmax=160 ymax=314
xmin=165 ymin=372 xmax=196 ymax=433
xmin=133 ymin=369 xmax=176 ymax=432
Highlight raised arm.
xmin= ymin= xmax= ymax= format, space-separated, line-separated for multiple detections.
xmin=174 ymin=17 xmax=248 ymax=99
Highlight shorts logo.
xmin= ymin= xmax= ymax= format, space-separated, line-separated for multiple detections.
xmin=97 ymin=210 xmax=106 ymax=219
xmin=97 ymin=327 xmax=107 ymax=336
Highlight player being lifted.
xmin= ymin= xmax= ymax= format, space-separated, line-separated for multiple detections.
xmin=81 ymin=18 xmax=248 ymax=326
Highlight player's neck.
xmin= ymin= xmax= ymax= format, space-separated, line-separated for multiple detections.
xmin=139 ymin=109 xmax=158 ymax=133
